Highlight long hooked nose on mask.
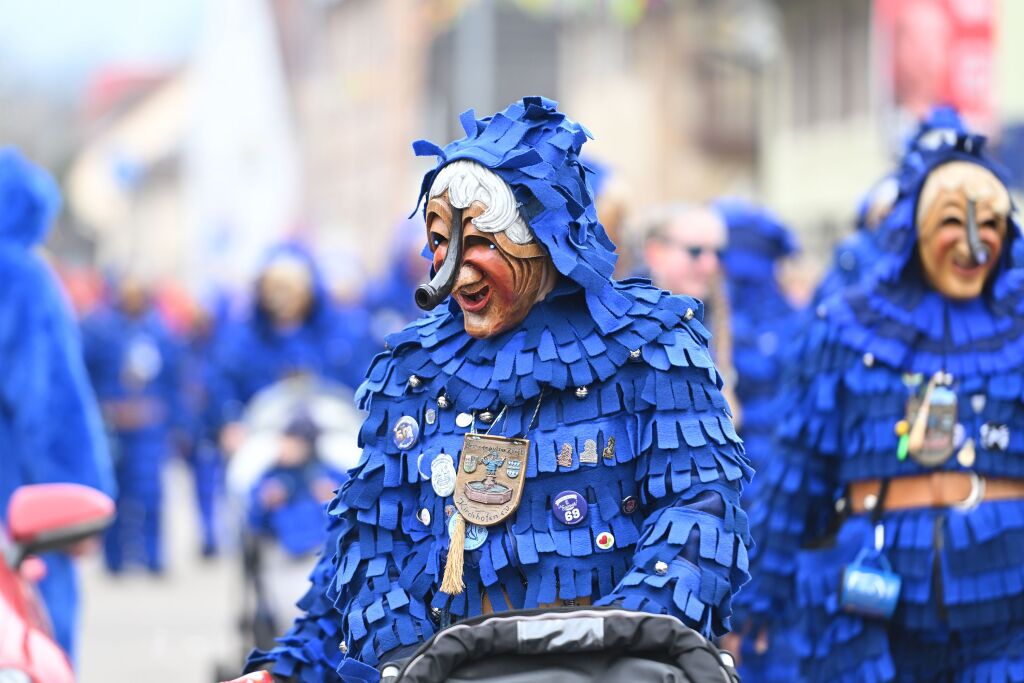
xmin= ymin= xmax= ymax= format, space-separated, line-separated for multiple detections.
xmin=415 ymin=206 xmax=465 ymax=310
xmin=966 ymin=197 xmax=990 ymax=266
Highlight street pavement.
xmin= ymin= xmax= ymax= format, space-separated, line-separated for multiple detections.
xmin=77 ymin=460 xmax=243 ymax=683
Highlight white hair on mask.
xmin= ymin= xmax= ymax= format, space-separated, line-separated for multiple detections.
xmin=428 ymin=159 xmax=535 ymax=244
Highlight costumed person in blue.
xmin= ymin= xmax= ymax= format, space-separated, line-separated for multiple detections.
xmin=207 ymin=243 xmax=373 ymax=458
xmin=739 ymin=112 xmax=1024 ymax=681
xmin=238 ymin=97 xmax=752 ymax=682
xmin=182 ymin=293 xmax=230 ymax=557
xmin=714 ymin=199 xmax=802 ymax=682
xmin=82 ymin=274 xmax=181 ymax=575
xmin=0 ymin=147 xmax=114 ymax=658
xmin=813 ymin=174 xmax=898 ymax=305
xmin=716 ymin=198 xmax=801 ymax=488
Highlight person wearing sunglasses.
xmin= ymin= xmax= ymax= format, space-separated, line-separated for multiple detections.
xmin=643 ymin=204 xmax=727 ymax=302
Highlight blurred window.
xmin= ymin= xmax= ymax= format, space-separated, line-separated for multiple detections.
xmin=786 ymin=0 xmax=870 ymax=127
xmin=696 ymin=53 xmax=758 ymax=157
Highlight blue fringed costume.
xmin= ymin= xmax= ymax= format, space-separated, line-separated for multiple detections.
xmin=717 ymin=199 xmax=803 ymax=683
xmin=0 ymin=148 xmax=114 ymax=658
xmin=82 ymin=292 xmax=182 ymax=574
xmin=718 ymin=198 xmax=802 ymax=497
xmin=743 ymin=115 xmax=1024 ymax=681
xmin=247 ymin=97 xmax=752 ymax=681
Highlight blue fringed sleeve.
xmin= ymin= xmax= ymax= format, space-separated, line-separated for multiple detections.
xmin=595 ymin=321 xmax=753 ymax=637
xmin=318 ymin=448 xmax=436 ymax=670
xmin=735 ymin=316 xmax=841 ymax=623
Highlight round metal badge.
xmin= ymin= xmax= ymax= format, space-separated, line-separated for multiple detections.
xmin=595 ymin=531 xmax=615 ymax=550
xmin=552 ymin=490 xmax=588 ymax=526
xmin=449 ymin=514 xmax=488 ymax=551
xmin=392 ymin=415 xmax=420 ymax=451
xmin=430 ymin=453 xmax=457 ymax=498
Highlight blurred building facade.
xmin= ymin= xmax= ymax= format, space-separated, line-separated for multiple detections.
xmin=275 ymin=0 xmax=773 ymax=280
xmin=758 ymin=0 xmax=1024 ymax=274
xmin=59 ymin=0 xmax=1024 ymax=291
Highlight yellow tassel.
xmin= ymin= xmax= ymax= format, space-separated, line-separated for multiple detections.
xmin=440 ymin=513 xmax=466 ymax=595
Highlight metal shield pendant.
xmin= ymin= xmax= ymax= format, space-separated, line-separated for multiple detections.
xmin=453 ymin=433 xmax=530 ymax=527
xmin=906 ymin=385 xmax=958 ymax=467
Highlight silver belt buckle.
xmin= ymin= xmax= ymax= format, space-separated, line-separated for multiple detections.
xmin=953 ymin=472 xmax=985 ymax=512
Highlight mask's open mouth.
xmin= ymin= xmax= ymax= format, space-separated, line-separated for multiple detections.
xmin=952 ymin=252 xmax=988 ymax=275
xmin=456 ymin=283 xmax=491 ymax=312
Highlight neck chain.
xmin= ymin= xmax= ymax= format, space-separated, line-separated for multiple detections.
xmin=473 ymin=388 xmax=545 ymax=438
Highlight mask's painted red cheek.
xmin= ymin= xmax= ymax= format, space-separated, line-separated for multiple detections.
xmin=464 ymin=246 xmax=515 ymax=296
xmin=432 ymin=244 xmax=447 ymax=271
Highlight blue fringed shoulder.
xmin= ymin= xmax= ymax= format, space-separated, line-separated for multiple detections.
xmin=357 ymin=279 xmax=715 ymax=418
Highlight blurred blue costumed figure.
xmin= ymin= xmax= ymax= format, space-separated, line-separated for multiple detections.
xmin=812 ymin=176 xmax=897 ymax=305
xmin=0 ymin=147 xmax=114 ymax=658
xmin=244 ymin=97 xmax=752 ymax=682
xmin=742 ymin=110 xmax=1024 ymax=681
xmin=182 ymin=293 xmax=230 ymax=557
xmin=206 ymin=243 xmax=374 ymax=454
xmin=247 ymin=414 xmax=347 ymax=558
xmin=82 ymin=275 xmax=181 ymax=575
xmin=716 ymin=199 xmax=802 ymax=682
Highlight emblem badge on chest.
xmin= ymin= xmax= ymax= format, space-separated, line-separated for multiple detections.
xmin=453 ymin=433 xmax=530 ymax=526
xmin=902 ymin=372 xmax=958 ymax=467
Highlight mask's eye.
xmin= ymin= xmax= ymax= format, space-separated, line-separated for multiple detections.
xmin=465 ymin=235 xmax=496 ymax=251
xmin=941 ymin=214 xmax=964 ymax=228
xmin=430 ymin=231 xmax=448 ymax=249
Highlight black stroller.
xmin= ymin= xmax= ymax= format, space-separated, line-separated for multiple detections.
xmin=380 ymin=606 xmax=740 ymax=683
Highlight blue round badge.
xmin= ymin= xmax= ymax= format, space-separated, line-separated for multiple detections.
xmin=392 ymin=415 xmax=420 ymax=451
xmin=449 ymin=513 xmax=488 ymax=550
xmin=552 ymin=490 xmax=588 ymax=526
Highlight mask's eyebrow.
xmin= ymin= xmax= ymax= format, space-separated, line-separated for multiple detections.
xmin=426 ymin=197 xmax=453 ymax=227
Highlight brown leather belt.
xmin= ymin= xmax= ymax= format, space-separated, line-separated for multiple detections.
xmin=849 ymin=472 xmax=1024 ymax=514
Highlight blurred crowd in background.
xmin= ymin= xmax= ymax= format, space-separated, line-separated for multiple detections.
xmin=3 ymin=0 xmax=1024 ymax=680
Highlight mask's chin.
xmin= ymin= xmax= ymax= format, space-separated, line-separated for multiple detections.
xmin=463 ymin=307 xmax=515 ymax=338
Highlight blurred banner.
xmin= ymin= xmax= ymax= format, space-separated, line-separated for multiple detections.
xmin=876 ymin=0 xmax=996 ymax=135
